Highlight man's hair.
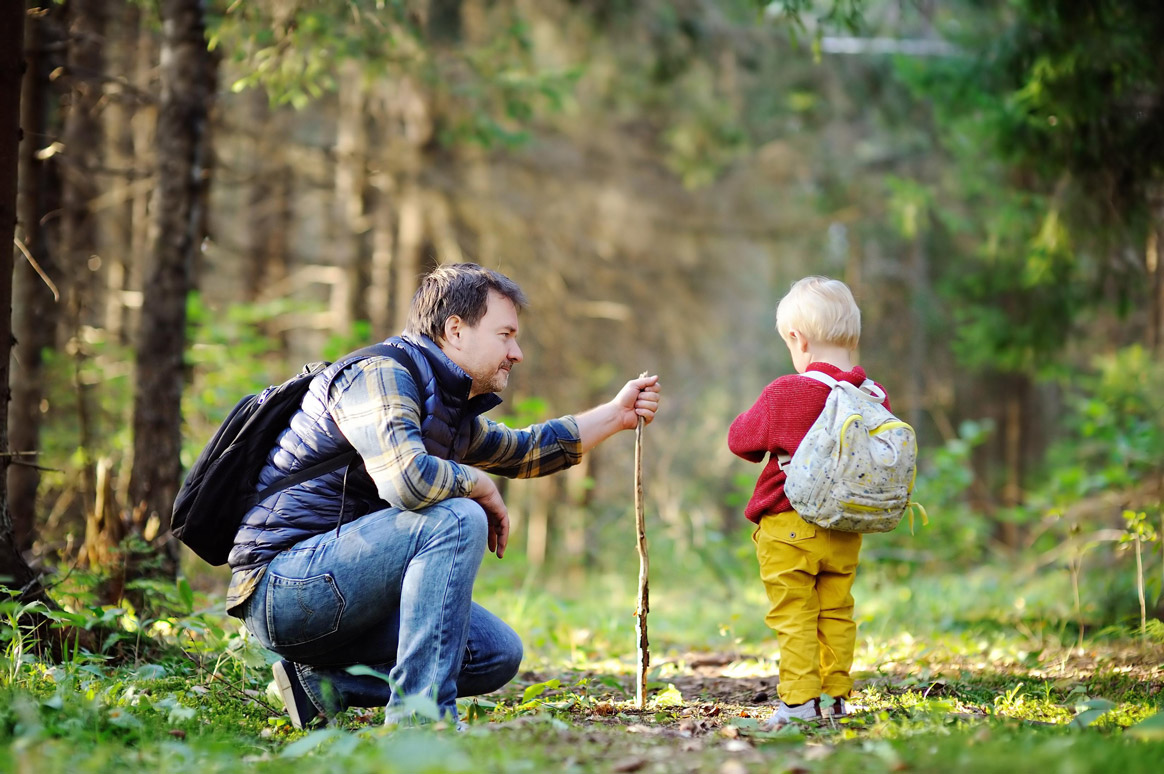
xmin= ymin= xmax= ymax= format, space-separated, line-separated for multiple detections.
xmin=405 ymin=262 xmax=528 ymax=341
xmin=775 ymin=275 xmax=861 ymax=349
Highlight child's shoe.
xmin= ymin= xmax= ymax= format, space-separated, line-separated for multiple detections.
xmin=760 ymin=699 xmax=821 ymax=730
xmin=823 ymin=696 xmax=850 ymax=718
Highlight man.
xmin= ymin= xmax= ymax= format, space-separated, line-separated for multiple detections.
xmin=225 ymin=263 xmax=661 ymax=728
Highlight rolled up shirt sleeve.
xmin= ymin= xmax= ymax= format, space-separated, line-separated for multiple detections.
xmin=329 ymin=358 xmax=475 ymax=511
xmin=463 ymin=414 xmax=583 ymax=479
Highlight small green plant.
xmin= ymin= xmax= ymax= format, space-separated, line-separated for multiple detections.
xmin=0 ymin=594 xmax=51 ymax=685
xmin=1064 ymin=521 xmax=1095 ymax=651
xmin=1119 ymin=510 xmax=1159 ymax=635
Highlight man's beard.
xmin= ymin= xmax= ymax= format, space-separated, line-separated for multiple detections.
xmin=475 ymin=364 xmax=511 ymax=395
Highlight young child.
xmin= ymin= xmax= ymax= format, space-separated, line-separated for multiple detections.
xmin=728 ymin=276 xmax=889 ymax=728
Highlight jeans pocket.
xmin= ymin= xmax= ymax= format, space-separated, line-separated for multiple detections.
xmin=265 ymin=572 xmax=346 ymax=648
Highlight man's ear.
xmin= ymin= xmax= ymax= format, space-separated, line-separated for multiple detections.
xmin=441 ymin=315 xmax=463 ymax=348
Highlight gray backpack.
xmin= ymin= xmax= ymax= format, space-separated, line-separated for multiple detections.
xmin=778 ymin=371 xmax=923 ymax=533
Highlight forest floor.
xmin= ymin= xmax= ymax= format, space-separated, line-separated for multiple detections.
xmin=150 ymin=637 xmax=1158 ymax=774
xmin=3 ymin=564 xmax=1163 ymax=773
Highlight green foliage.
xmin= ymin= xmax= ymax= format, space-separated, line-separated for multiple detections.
xmin=891 ymin=1 xmax=1162 ymax=377
xmin=180 ymin=294 xmax=310 ymax=469
xmin=662 ymin=68 xmax=750 ymax=189
xmin=211 ymin=1 xmax=578 ymax=149
xmin=866 ymin=420 xmax=994 ymax=565
xmin=1041 ymin=346 xmax=1164 ymax=504
xmin=37 ymin=331 xmax=136 ymax=494
xmin=755 ymin=0 xmax=868 ymax=36
xmin=3 ymin=559 xmax=1164 ymax=773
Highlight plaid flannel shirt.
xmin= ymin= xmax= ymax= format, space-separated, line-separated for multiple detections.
xmin=226 ymin=355 xmax=582 ymax=613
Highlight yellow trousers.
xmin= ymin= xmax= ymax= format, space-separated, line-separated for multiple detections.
xmin=754 ymin=510 xmax=862 ymax=705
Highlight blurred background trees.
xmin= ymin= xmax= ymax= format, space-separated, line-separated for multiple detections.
xmin=4 ymin=0 xmax=1162 ymax=626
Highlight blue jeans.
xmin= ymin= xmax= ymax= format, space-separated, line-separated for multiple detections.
xmin=240 ymin=498 xmax=523 ymax=721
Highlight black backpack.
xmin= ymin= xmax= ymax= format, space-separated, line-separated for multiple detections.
xmin=171 ymin=343 xmax=422 ymax=566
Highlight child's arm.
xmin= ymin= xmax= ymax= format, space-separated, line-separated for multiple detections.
xmin=728 ymin=387 xmax=774 ymax=463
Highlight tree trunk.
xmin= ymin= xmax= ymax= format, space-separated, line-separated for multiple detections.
xmin=244 ymin=90 xmax=292 ymax=303
xmin=124 ymin=18 xmax=158 ymax=342
xmin=128 ymin=0 xmax=212 ymax=576
xmin=368 ymin=173 xmax=396 ymax=335
xmin=1148 ymin=194 xmax=1163 ymax=355
xmin=334 ymin=61 xmax=369 ymax=327
xmin=100 ymin=0 xmax=141 ymax=345
xmin=427 ymin=0 xmax=463 ymax=43
xmin=998 ymin=373 xmax=1027 ymax=550
xmin=1 ymin=0 xmax=44 ymax=600
xmin=60 ymin=0 xmax=107 ymax=544
xmin=10 ymin=2 xmax=62 ymax=554
xmin=377 ymin=75 xmax=432 ymax=332
xmin=394 ymin=183 xmax=426 ymax=332
xmin=907 ymin=231 xmax=928 ymax=434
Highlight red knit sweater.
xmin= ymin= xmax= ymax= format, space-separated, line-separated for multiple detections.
xmin=728 ymin=363 xmax=891 ymax=523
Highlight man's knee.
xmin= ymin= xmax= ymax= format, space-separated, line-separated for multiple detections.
xmin=497 ymin=631 xmax=523 ymax=683
xmin=471 ymin=629 xmax=523 ymax=694
xmin=437 ymin=498 xmax=489 ymax=550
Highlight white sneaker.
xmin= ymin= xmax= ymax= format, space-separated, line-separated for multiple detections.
xmin=760 ymin=699 xmax=821 ymax=730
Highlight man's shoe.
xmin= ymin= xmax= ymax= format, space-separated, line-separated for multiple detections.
xmin=760 ymin=699 xmax=821 ymax=730
xmin=272 ymin=660 xmax=326 ymax=730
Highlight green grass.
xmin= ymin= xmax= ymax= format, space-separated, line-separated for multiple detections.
xmin=1 ymin=557 xmax=1162 ymax=774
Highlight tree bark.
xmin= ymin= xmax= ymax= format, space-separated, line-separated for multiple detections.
xmin=368 ymin=173 xmax=396 ymax=334
xmin=58 ymin=0 xmax=107 ymax=534
xmin=907 ymin=230 xmax=929 ymax=434
xmin=124 ymin=18 xmax=158 ymax=342
xmin=10 ymin=2 xmax=62 ymax=553
xmin=333 ymin=61 xmax=369 ymax=328
xmin=997 ymin=373 xmax=1028 ymax=550
xmin=244 ymin=90 xmax=292 ymax=303
xmin=394 ymin=183 xmax=426 ymax=332
xmin=1148 ymin=194 xmax=1163 ymax=355
xmin=128 ymin=0 xmax=212 ymax=575
xmin=100 ymin=0 xmax=141 ymax=345
xmin=1 ymin=0 xmax=44 ymax=600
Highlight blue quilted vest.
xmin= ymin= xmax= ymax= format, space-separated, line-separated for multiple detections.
xmin=228 ymin=334 xmax=502 ymax=570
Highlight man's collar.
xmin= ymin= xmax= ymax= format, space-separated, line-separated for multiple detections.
xmin=400 ymin=333 xmax=504 ymax=413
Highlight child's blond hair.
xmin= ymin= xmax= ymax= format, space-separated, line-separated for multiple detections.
xmin=775 ymin=276 xmax=861 ymax=350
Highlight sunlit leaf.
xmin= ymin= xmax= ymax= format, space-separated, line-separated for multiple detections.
xmin=522 ymin=679 xmax=561 ymax=704
xmin=1127 ymin=711 xmax=1164 ymax=741
xmin=281 ymin=728 xmax=345 ymax=758
xmin=1071 ymin=698 xmax=1116 ymax=728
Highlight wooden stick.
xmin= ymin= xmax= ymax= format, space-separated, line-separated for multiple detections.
xmin=634 ymin=371 xmax=650 ymax=709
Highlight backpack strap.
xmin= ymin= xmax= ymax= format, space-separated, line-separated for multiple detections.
xmin=251 ymin=344 xmax=424 ymax=505
xmin=774 ymin=370 xmax=885 ymax=469
xmin=803 ymin=369 xmax=886 ymax=402
xmin=799 ymin=370 xmax=839 ymax=389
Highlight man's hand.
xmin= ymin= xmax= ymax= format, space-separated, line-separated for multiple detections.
xmin=577 ymin=374 xmax=662 ymax=453
xmin=612 ymin=374 xmax=661 ymax=430
xmin=467 ymin=468 xmax=509 ymax=558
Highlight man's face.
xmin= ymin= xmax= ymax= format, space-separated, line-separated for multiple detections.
xmin=441 ymin=290 xmax=524 ymax=397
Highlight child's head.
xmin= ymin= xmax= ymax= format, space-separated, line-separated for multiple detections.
xmin=775 ymin=276 xmax=861 ymax=350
